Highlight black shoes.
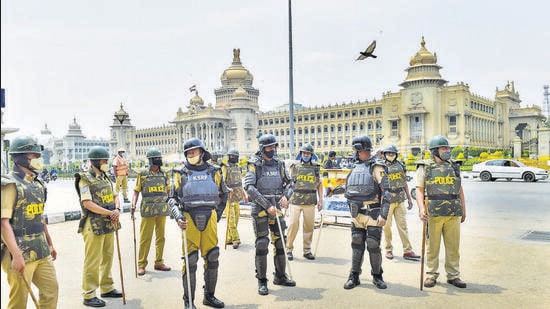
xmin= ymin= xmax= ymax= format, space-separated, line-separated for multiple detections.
xmin=123 ymin=198 xmax=130 ymax=203
xmin=372 ymin=275 xmax=387 ymax=289
xmin=273 ymin=274 xmax=296 ymax=286
xmin=100 ymin=289 xmax=123 ymax=298
xmin=303 ymin=252 xmax=315 ymax=260
xmin=286 ymin=251 xmax=293 ymax=261
xmin=447 ymin=278 xmax=467 ymax=288
xmin=203 ymin=293 xmax=225 ymax=308
xmin=344 ymin=272 xmax=360 ymax=289
xmin=258 ymin=278 xmax=269 ymax=295
xmin=83 ymin=297 xmax=106 ymax=307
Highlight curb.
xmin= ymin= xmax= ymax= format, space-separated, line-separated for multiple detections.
xmin=44 ymin=204 xmax=132 ymax=224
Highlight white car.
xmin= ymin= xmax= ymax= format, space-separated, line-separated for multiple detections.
xmin=472 ymin=159 xmax=549 ymax=182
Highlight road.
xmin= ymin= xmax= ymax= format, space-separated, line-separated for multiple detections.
xmin=2 ymin=177 xmax=549 ymax=308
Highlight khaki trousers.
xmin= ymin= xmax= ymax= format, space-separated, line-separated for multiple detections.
xmin=81 ymin=218 xmax=116 ymax=299
xmin=286 ymin=203 xmax=315 ymax=254
xmin=1 ymin=252 xmax=58 ymax=309
xmin=114 ymin=175 xmax=128 ymax=198
xmin=138 ymin=216 xmax=167 ymax=268
xmin=426 ymin=215 xmax=461 ymax=280
xmin=181 ymin=210 xmax=218 ymax=274
xmin=383 ymin=201 xmax=413 ymax=253
xmin=224 ymin=201 xmax=241 ymax=243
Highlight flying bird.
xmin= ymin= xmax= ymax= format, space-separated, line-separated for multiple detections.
xmin=356 ymin=40 xmax=377 ymax=61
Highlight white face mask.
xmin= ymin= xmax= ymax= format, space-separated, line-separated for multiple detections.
xmin=385 ymin=154 xmax=396 ymax=162
xmin=100 ymin=163 xmax=110 ymax=172
xmin=29 ymin=157 xmax=44 ymax=171
xmin=187 ymin=155 xmax=201 ymax=165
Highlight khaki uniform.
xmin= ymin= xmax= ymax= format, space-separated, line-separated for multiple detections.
xmin=134 ymin=168 xmax=170 ymax=268
xmin=286 ymin=162 xmax=322 ymax=255
xmin=113 ymin=154 xmax=129 ymax=199
xmin=221 ymin=163 xmax=245 ymax=244
xmin=383 ymin=160 xmax=414 ymax=254
xmin=416 ymin=159 xmax=464 ymax=281
xmin=76 ymin=170 xmax=120 ymax=300
xmin=1 ymin=170 xmax=59 ymax=309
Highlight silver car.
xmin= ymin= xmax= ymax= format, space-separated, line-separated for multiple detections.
xmin=471 ymin=159 xmax=549 ymax=182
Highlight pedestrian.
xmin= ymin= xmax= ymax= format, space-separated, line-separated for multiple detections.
xmin=323 ymin=151 xmax=337 ymax=169
xmin=221 ymin=148 xmax=248 ymax=249
xmin=112 ymin=148 xmax=130 ymax=203
xmin=286 ymin=143 xmax=323 ymax=260
xmin=416 ymin=135 xmax=467 ymax=288
xmin=343 ymin=135 xmax=390 ymax=290
xmin=131 ymin=148 xmax=171 ymax=276
xmin=381 ymin=144 xmax=420 ymax=261
xmin=75 ymin=146 xmax=123 ymax=307
xmin=1 ymin=136 xmax=59 ymax=308
xmin=244 ymin=134 xmax=295 ymax=296
xmin=167 ymin=138 xmax=228 ymax=309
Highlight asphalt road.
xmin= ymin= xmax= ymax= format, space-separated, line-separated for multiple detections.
xmin=2 ymin=177 xmax=549 ymax=308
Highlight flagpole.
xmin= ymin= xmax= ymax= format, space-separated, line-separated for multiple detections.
xmin=288 ymin=0 xmax=295 ymax=158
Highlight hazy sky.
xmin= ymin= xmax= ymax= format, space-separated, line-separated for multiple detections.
xmin=2 ymin=0 xmax=549 ymax=140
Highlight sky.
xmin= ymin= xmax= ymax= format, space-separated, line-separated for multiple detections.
xmin=2 ymin=0 xmax=549 ymax=140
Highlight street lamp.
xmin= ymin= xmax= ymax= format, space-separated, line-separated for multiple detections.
xmin=114 ymin=103 xmax=128 ymax=153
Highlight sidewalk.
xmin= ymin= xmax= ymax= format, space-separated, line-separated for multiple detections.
xmin=2 ymin=181 xmax=550 ymax=308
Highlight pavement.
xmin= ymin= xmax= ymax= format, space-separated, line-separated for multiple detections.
xmin=2 ymin=178 xmax=550 ymax=309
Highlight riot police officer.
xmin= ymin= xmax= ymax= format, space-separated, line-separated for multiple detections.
xmin=381 ymin=144 xmax=420 ymax=261
xmin=244 ymin=134 xmax=295 ymax=295
xmin=286 ymin=143 xmax=323 ymax=260
xmin=75 ymin=146 xmax=123 ymax=307
xmin=132 ymin=148 xmax=171 ymax=276
xmin=343 ymin=136 xmax=390 ymax=290
xmin=221 ymin=148 xmax=247 ymax=249
xmin=1 ymin=136 xmax=59 ymax=308
xmin=416 ymin=135 xmax=467 ymax=288
xmin=168 ymin=138 xmax=228 ymax=309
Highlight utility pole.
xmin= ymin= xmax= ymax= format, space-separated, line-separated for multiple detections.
xmin=288 ymin=0 xmax=295 ymax=158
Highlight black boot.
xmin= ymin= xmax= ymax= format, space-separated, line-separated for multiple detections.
xmin=203 ymin=293 xmax=224 ymax=308
xmin=344 ymin=272 xmax=361 ymax=289
xmin=183 ymin=296 xmax=197 ymax=309
xmin=273 ymin=272 xmax=296 ymax=286
xmin=258 ymin=278 xmax=269 ymax=295
xmin=372 ymin=274 xmax=387 ymax=289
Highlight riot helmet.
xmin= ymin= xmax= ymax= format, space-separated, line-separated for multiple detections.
xmin=87 ymin=146 xmax=110 ymax=171
xmin=183 ymin=138 xmax=211 ymax=162
xmin=9 ymin=136 xmax=44 ymax=171
xmin=428 ymin=135 xmax=452 ymax=161
xmin=146 ymin=148 xmax=163 ymax=167
xmin=258 ymin=134 xmax=278 ymax=151
xmin=351 ymin=135 xmax=372 ymax=152
xmin=382 ymin=144 xmax=399 ymax=155
xmin=227 ymin=148 xmax=239 ymax=164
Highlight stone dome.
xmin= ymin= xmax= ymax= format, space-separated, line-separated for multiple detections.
xmin=220 ymin=48 xmax=254 ymax=87
xmin=69 ymin=117 xmax=81 ymax=129
xmin=409 ymin=36 xmax=437 ymax=66
xmin=233 ymin=86 xmax=248 ymax=98
xmin=189 ymin=92 xmax=204 ymax=106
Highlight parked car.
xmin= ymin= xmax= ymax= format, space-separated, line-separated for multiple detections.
xmin=471 ymin=159 xmax=549 ymax=182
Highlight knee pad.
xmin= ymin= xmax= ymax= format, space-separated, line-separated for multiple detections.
xmin=351 ymin=224 xmax=366 ymax=250
xmin=206 ymin=247 xmax=220 ymax=270
xmin=256 ymin=237 xmax=270 ymax=256
xmin=187 ymin=250 xmax=199 ymax=273
xmin=254 ymin=216 xmax=269 ymax=238
xmin=366 ymin=227 xmax=381 ymax=252
xmin=274 ymin=238 xmax=285 ymax=256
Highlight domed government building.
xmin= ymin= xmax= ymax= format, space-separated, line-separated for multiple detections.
xmin=108 ymin=37 xmax=548 ymax=162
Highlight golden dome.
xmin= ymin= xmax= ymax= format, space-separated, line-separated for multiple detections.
xmin=233 ymin=86 xmax=248 ymax=98
xmin=221 ymin=48 xmax=253 ymax=86
xmin=189 ymin=92 xmax=204 ymax=106
xmin=409 ymin=36 xmax=437 ymax=66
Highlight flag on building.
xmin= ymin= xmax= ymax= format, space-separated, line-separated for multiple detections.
xmin=189 ymin=85 xmax=197 ymax=93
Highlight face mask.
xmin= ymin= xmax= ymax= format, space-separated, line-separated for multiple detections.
xmin=385 ymin=154 xmax=396 ymax=162
xmin=187 ymin=155 xmax=201 ymax=165
xmin=302 ymin=156 xmax=311 ymax=163
xmin=100 ymin=163 xmax=110 ymax=173
xmin=439 ymin=151 xmax=452 ymax=161
xmin=152 ymin=158 xmax=163 ymax=166
xmin=228 ymin=157 xmax=239 ymax=164
xmin=264 ymin=150 xmax=275 ymax=159
xmin=29 ymin=158 xmax=44 ymax=171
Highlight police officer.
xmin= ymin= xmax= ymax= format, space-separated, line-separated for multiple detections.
xmin=416 ymin=135 xmax=467 ymax=288
xmin=1 ymin=136 xmax=59 ymax=308
xmin=381 ymin=144 xmax=420 ymax=261
xmin=244 ymin=134 xmax=295 ymax=295
xmin=168 ymin=138 xmax=228 ymax=309
xmin=286 ymin=143 xmax=323 ymax=260
xmin=343 ymin=136 xmax=390 ymax=290
xmin=112 ymin=148 xmax=130 ymax=203
xmin=76 ymin=146 xmax=123 ymax=307
xmin=131 ymin=148 xmax=171 ymax=276
xmin=221 ymin=148 xmax=247 ymax=249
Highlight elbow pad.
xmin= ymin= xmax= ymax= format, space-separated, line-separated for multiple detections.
xmin=380 ymin=190 xmax=391 ymax=220
xmin=168 ymin=198 xmax=184 ymax=221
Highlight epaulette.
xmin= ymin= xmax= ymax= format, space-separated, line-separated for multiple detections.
xmin=247 ymin=156 xmax=261 ymax=166
xmin=1 ymin=174 xmax=16 ymax=187
xmin=172 ymin=166 xmax=185 ymax=175
xmin=373 ymin=158 xmax=387 ymax=167
xmin=415 ymin=159 xmax=434 ymax=168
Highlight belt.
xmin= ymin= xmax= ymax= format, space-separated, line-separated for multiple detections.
xmin=295 ymin=189 xmax=317 ymax=193
xmin=428 ymin=194 xmax=459 ymax=200
xmin=360 ymin=202 xmax=381 ymax=212
xmin=358 ymin=206 xmax=380 ymax=215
